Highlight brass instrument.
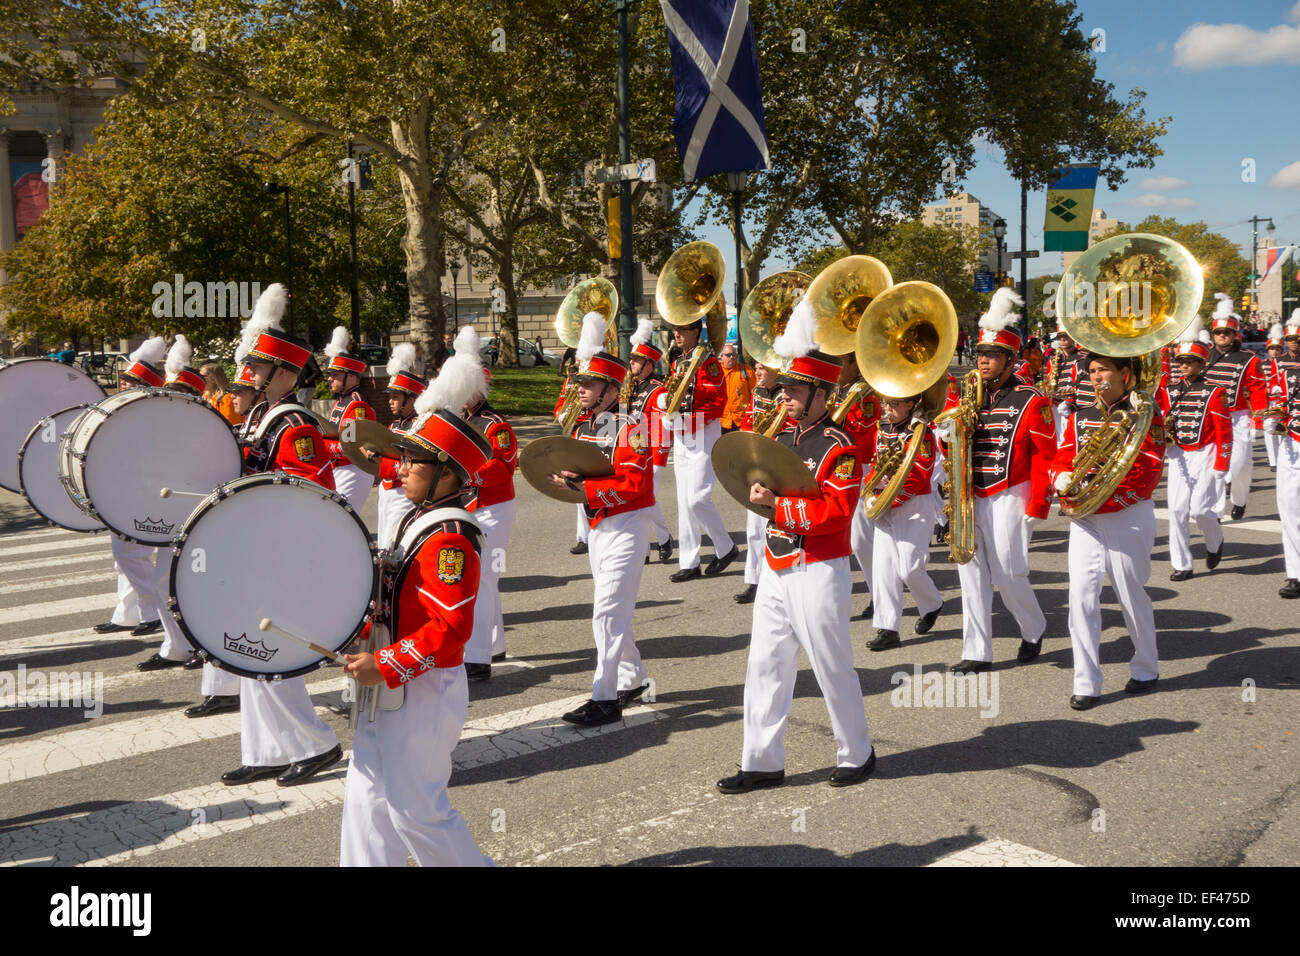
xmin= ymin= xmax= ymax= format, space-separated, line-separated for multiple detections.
xmin=933 ymin=370 xmax=982 ymax=563
xmin=657 ymin=242 xmax=727 ymax=416
xmin=752 ymin=401 xmax=788 ymax=438
xmin=804 ymin=255 xmax=893 ymax=356
xmin=557 ymin=377 xmax=584 ymax=435
xmin=738 ymin=270 xmax=812 ymax=369
xmin=829 ymin=380 xmax=873 ymax=426
xmin=1054 ymin=233 xmax=1203 ymax=516
xmin=554 ymin=278 xmax=619 ymax=433
xmin=663 ymin=344 xmax=707 ymax=417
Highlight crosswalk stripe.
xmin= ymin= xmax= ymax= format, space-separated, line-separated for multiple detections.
xmin=927 ymin=837 xmax=1078 ymax=867
xmin=0 ymin=568 xmax=114 ymax=596
xmin=0 ymin=696 xmax=662 ymax=865
xmin=1150 ymin=508 xmax=1282 ymax=535
xmin=0 ymin=593 xmax=116 ymax=627
xmin=0 ymin=536 xmax=112 ymax=559
xmin=0 ymin=551 xmax=116 ymax=574
xmin=0 ymin=627 xmax=138 ymax=665
xmin=0 ymin=526 xmax=96 ymax=544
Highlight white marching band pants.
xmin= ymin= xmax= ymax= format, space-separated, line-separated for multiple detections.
xmin=932 ymin=445 xmax=949 ymax=529
xmin=109 ymin=535 xmax=162 ymax=626
xmin=575 ymin=504 xmax=589 ymax=544
xmin=1219 ymin=409 xmax=1254 ymax=513
xmin=340 ymin=666 xmax=492 ymax=867
xmin=376 ymin=484 xmax=414 ymax=552
xmin=743 ymin=509 xmax=766 ymax=586
xmin=587 ymin=508 xmax=650 ymax=701
xmin=956 ymin=480 xmax=1047 ymax=662
xmin=239 ymin=676 xmax=339 ymax=767
xmin=333 ymin=462 xmax=374 ymax=516
xmin=743 ymin=556 xmax=872 ymax=771
xmin=1277 ymin=437 xmax=1300 ymax=579
xmin=851 ymin=506 xmax=874 ymax=592
xmin=1166 ymin=444 xmax=1224 ymax=572
xmin=109 ymin=562 xmax=143 ymax=627
xmin=201 ymin=662 xmax=240 ymax=697
xmin=672 ymin=417 xmax=734 ymax=569
xmin=1068 ymin=500 xmax=1159 ymax=697
xmin=648 ymin=464 xmax=671 ymax=547
xmin=1264 ymin=425 xmax=1281 ymax=469
xmin=871 ymin=493 xmax=943 ymax=632
xmin=465 ymin=499 xmax=514 ymax=665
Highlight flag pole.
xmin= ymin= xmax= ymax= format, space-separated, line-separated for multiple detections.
xmin=615 ymin=0 xmax=638 ymax=361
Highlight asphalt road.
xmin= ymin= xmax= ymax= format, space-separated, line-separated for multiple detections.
xmin=0 ymin=416 xmax=1296 ymax=868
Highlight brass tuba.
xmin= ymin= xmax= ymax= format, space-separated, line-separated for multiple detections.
xmin=554 ymin=277 xmax=619 ymax=433
xmin=658 ymin=242 xmax=727 ymax=416
xmin=1053 ymin=233 xmax=1202 ymax=516
xmin=805 ymin=255 xmax=893 ymax=423
xmin=852 ymin=281 xmax=958 ymax=520
xmin=740 ymin=270 xmax=813 ymax=437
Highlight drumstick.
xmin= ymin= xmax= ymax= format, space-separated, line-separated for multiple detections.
xmin=159 ymin=487 xmax=207 ymax=499
xmin=259 ymin=618 xmax=350 ymax=665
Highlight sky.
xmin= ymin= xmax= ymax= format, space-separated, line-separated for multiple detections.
xmin=693 ymin=0 xmax=1300 ymax=292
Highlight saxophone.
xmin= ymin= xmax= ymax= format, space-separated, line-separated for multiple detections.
xmin=933 ymin=369 xmax=982 ymax=564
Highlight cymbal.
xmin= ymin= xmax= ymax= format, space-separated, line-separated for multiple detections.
xmin=340 ymin=418 xmax=400 ymax=478
xmin=711 ymin=431 xmax=818 ymax=519
xmin=519 ymin=435 xmax=615 ymax=504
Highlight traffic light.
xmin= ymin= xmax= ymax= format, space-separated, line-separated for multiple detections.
xmin=1241 ymin=294 xmax=1250 ymax=312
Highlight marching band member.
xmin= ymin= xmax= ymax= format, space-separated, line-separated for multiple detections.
xmin=717 ymin=304 xmax=874 ymax=794
xmin=162 ymin=335 xmax=207 ymax=397
xmin=863 ymin=392 xmax=943 ymax=650
xmin=662 ymin=316 xmax=739 ymax=582
xmin=454 ymin=326 xmax=517 ymax=681
xmin=1048 ymin=326 xmax=1094 ymax=442
xmin=1051 ymin=354 xmax=1166 ymax=709
xmin=735 ymin=363 xmax=785 ymax=605
xmin=555 ymin=368 xmax=592 ymax=556
xmin=322 ymin=325 xmax=377 ymax=515
xmin=340 ymin=384 xmax=496 ymax=867
xmin=220 ymin=285 xmax=342 ymax=787
xmin=1265 ymin=311 xmax=1300 ymax=599
xmin=550 ymin=313 xmax=656 ymax=726
xmin=1262 ymin=323 xmax=1286 ymax=472
xmin=938 ymin=288 xmax=1055 ymax=673
xmin=628 ymin=318 xmax=674 ymax=564
xmin=1204 ymin=294 xmax=1267 ymax=520
xmin=1157 ymin=317 xmax=1231 ymax=582
xmin=832 ymin=352 xmax=882 ymax=618
xmin=372 ymin=343 xmax=426 ymax=550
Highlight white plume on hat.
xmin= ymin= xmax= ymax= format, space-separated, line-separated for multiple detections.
xmin=1178 ymin=315 xmax=1207 ymax=345
xmin=325 ymin=325 xmax=351 ymax=360
xmin=165 ymin=334 xmax=192 ymax=376
xmin=1268 ymin=321 xmax=1285 ymax=342
xmin=773 ymin=298 xmax=818 ymax=360
xmin=455 ymin=325 xmax=488 ymax=398
xmin=979 ymin=287 xmax=1024 ymax=333
xmin=1212 ymin=292 xmax=1233 ymax=322
xmin=1290 ymin=307 xmax=1300 ymax=325
xmin=576 ymin=311 xmax=606 ymax=364
xmin=128 ymin=335 xmax=167 ymax=368
xmin=236 ymin=283 xmax=288 ymax=364
xmin=630 ymin=317 xmax=655 ymax=349
xmin=413 ymin=328 xmax=485 ymax=429
xmin=386 ymin=341 xmax=419 ymax=378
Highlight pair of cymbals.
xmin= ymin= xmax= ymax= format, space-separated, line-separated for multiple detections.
xmin=518 ymin=436 xmax=615 ymax=504
xmin=710 ymin=431 xmax=818 ymax=519
xmin=341 ymin=418 xmax=403 ymax=478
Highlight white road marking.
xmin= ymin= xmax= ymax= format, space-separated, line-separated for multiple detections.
xmin=1151 ymin=508 xmax=1282 ymax=535
xmin=0 ymin=537 xmax=112 ymax=559
xmin=0 ymin=551 xmax=115 ymax=574
xmin=0 ymin=593 xmax=116 ymax=627
xmin=0 ymin=526 xmax=92 ymax=543
xmin=0 ymin=627 xmax=136 ymax=663
xmin=928 ymin=837 xmax=1079 ymax=867
xmin=0 ymin=569 xmax=114 ymax=596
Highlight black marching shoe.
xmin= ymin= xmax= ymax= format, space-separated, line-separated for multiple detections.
xmin=92 ymin=621 xmax=134 ymax=634
xmin=491 ymin=652 xmax=507 ymax=663
xmin=1206 ymin=544 xmax=1223 ymax=570
xmin=657 ymin=537 xmax=675 ymax=564
xmin=131 ymin=620 xmax=163 ymax=636
xmin=1069 ymin=695 xmax=1100 ymax=711
xmin=858 ymin=600 xmax=874 ymax=620
xmin=950 ymin=659 xmax=992 ymax=674
xmin=1230 ymin=504 xmax=1245 ymax=521
xmin=137 ymin=652 xmax=185 ymax=672
xmin=828 ymin=749 xmax=876 ymax=788
xmin=915 ymin=602 xmax=942 ymax=635
xmin=569 ymin=540 xmax=588 ymax=555
xmin=670 ymin=566 xmax=702 ymax=583
xmin=183 ymin=651 xmax=205 ymax=670
xmin=867 ymin=628 xmax=900 ymax=651
xmin=1124 ymin=677 xmax=1158 ymax=694
xmin=277 ymin=744 xmax=344 ymax=787
xmin=716 ymin=769 xmax=784 ymax=794
xmin=465 ymin=662 xmax=492 ymax=682
xmin=1016 ymin=639 xmax=1043 ymax=663
xmin=1280 ymin=578 xmax=1300 ymax=599
xmin=704 ymin=546 xmax=740 ymax=576
xmin=934 ymin=524 xmax=948 ymax=546
xmin=184 ymin=695 xmax=239 ymax=718
xmin=221 ymin=763 xmax=288 ymax=786
xmin=617 ymin=684 xmax=649 ymax=707
xmin=734 ymin=584 xmax=757 ymax=604
xmin=1169 ymin=569 xmax=1193 ymax=582
xmin=561 ymin=699 xmax=623 ymax=726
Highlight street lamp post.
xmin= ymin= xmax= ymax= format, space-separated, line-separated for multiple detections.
xmin=451 ymin=259 xmax=460 ymax=332
xmin=614 ymin=0 xmax=639 ymax=360
xmin=725 ymin=170 xmax=749 ymax=359
xmin=993 ymin=217 xmax=1007 ymax=288
xmin=1248 ymin=215 xmax=1275 ymax=321
xmin=263 ymin=182 xmax=293 ymax=331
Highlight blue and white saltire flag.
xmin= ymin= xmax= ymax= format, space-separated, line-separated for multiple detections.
xmin=660 ymin=0 xmax=770 ymax=181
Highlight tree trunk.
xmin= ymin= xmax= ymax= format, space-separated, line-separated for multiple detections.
xmin=497 ymin=250 xmax=520 ymax=368
xmin=392 ymin=119 xmax=444 ymax=364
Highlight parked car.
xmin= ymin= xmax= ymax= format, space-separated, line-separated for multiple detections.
xmin=479 ymin=338 xmax=558 ymax=367
xmin=356 ymin=343 xmax=389 ymax=366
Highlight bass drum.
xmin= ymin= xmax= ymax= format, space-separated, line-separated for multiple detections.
xmin=169 ymin=473 xmax=378 ymax=680
xmin=0 ymin=358 xmax=105 ymax=492
xmin=59 ymin=388 xmax=243 ymax=545
xmin=17 ymin=405 xmax=104 ymax=532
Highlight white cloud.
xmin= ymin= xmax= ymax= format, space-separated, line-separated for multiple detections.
xmin=1173 ymin=21 xmax=1300 ymax=68
xmin=1121 ymin=194 xmax=1199 ymax=210
xmin=1291 ymin=2 xmax=1300 ymax=24
xmin=1268 ymin=161 xmax=1300 ymax=189
xmin=1137 ymin=176 xmax=1188 ymax=190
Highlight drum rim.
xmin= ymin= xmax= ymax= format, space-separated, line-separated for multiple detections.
xmin=78 ymin=388 xmax=242 ymax=545
xmin=17 ymin=403 xmax=104 ymax=534
xmin=0 ymin=358 xmax=105 ymax=493
xmin=167 ymin=471 xmax=379 ymax=681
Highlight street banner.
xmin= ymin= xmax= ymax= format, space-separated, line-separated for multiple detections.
xmin=1043 ymin=164 xmax=1100 ymax=252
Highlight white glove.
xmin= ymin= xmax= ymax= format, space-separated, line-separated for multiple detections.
xmin=1056 ymin=401 xmax=1071 ymax=418
xmin=933 ymin=419 xmax=955 ymax=443
xmin=1053 ymin=471 xmax=1073 ymax=495
xmin=661 ymin=411 xmax=682 ymax=432
xmin=1270 ymin=386 xmax=1283 ymax=398
xmin=1024 ymin=515 xmax=1041 ymax=529
xmin=864 ymin=496 xmax=878 ymax=512
xmin=1129 ymin=391 xmax=1145 ymax=411
xmin=655 ymin=393 xmax=668 ymax=411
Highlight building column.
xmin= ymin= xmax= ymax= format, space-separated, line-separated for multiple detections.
xmin=44 ymin=128 xmax=65 ymax=193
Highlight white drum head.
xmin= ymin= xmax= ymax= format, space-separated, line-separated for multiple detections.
xmin=76 ymin=390 xmax=242 ymax=544
xmin=170 ymin=475 xmax=377 ymax=679
xmin=0 ymin=359 xmax=104 ymax=492
xmin=18 ymin=405 xmax=104 ymax=533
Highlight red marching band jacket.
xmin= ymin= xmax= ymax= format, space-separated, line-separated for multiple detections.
xmin=669 ymin=349 xmax=726 ymax=436
xmin=322 ymin=388 xmax=377 ymax=465
xmin=765 ymin=415 xmax=862 ymax=570
xmin=1203 ymin=347 xmax=1267 ymax=415
xmin=864 ymin=419 xmax=936 ymax=509
xmin=573 ymin=409 xmax=655 ymax=527
xmin=1050 ymin=397 xmax=1166 ymax=513
xmin=377 ymin=413 xmax=417 ymax=491
xmin=1155 ymin=376 xmax=1232 ymax=469
xmin=369 ymin=506 xmax=483 ymax=686
xmin=465 ymin=402 xmax=517 ymax=509
xmin=629 ymin=376 xmax=671 ymax=467
xmin=835 ymin=384 xmax=882 ymax=467
xmin=240 ymin=394 xmax=336 ymax=489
